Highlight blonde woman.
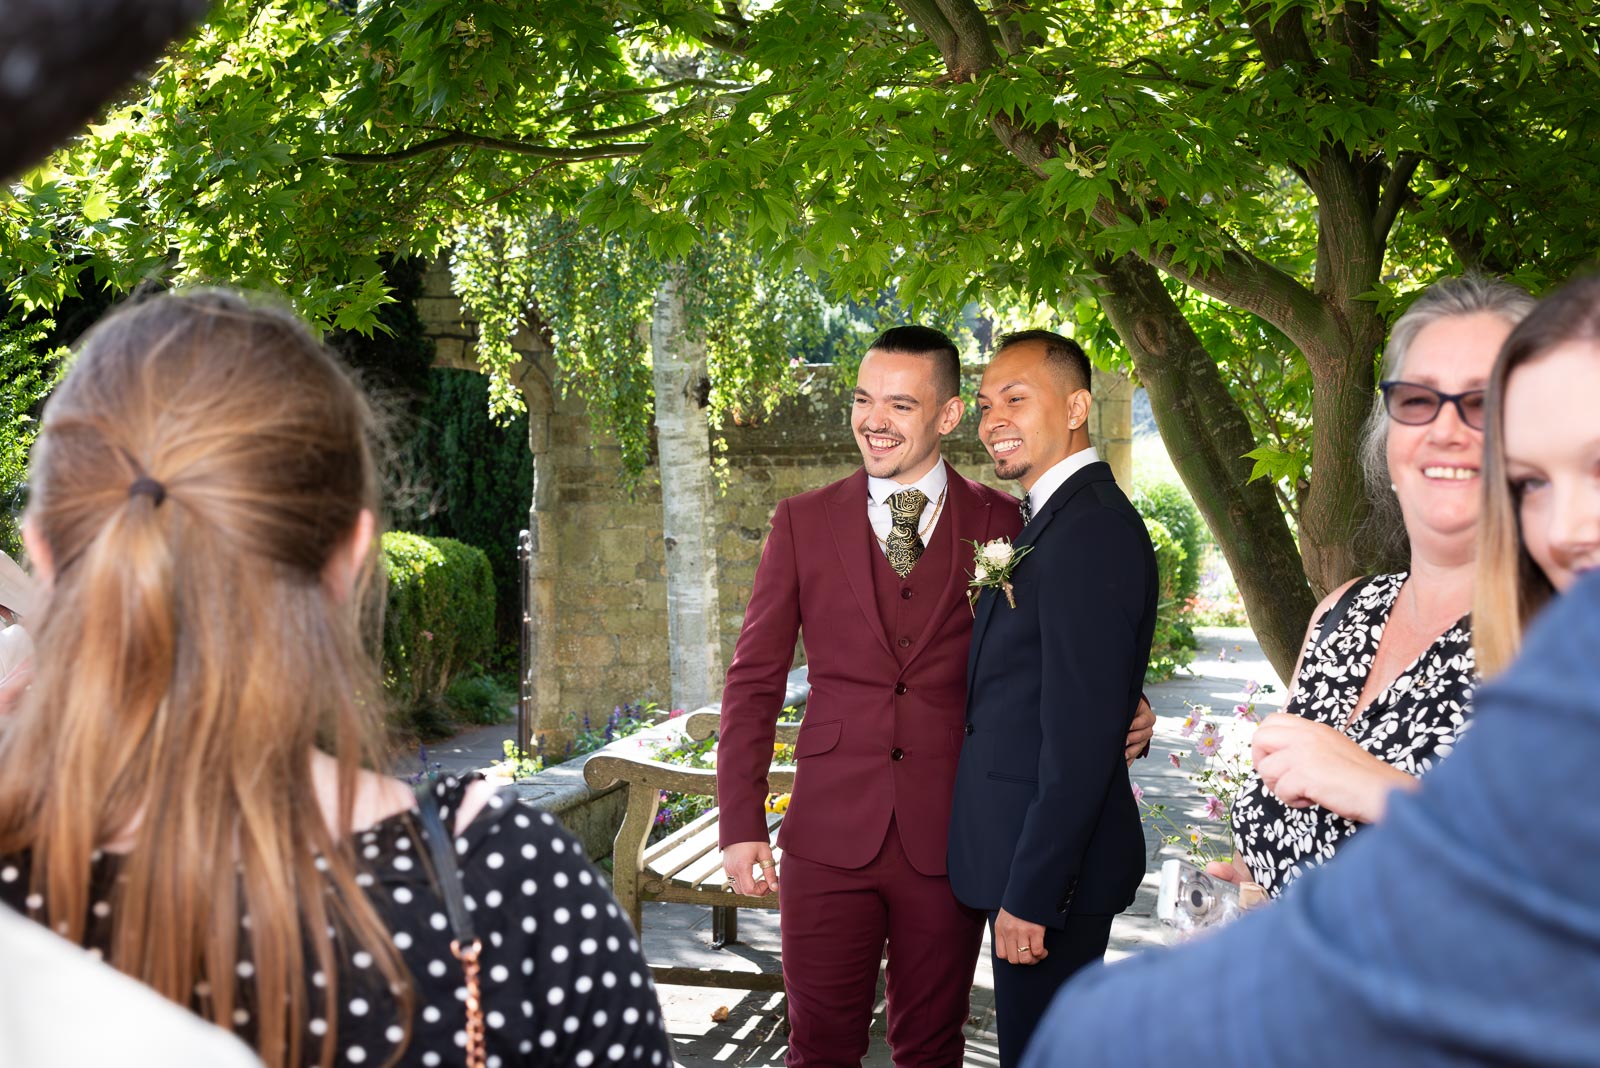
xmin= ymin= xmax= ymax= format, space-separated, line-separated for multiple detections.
xmin=0 ymin=292 xmax=671 ymax=1067
xmin=1476 ymin=273 xmax=1600 ymax=675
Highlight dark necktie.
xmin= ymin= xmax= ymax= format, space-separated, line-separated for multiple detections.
xmin=886 ymin=488 xmax=929 ymax=578
xmin=1019 ymin=494 xmax=1033 ymax=527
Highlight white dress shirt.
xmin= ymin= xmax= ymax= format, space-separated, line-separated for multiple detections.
xmin=1024 ymin=446 xmax=1101 ymax=521
xmin=867 ymin=461 xmax=949 ymax=557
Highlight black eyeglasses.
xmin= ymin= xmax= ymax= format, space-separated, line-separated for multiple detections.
xmin=1378 ymin=381 xmax=1487 ymax=431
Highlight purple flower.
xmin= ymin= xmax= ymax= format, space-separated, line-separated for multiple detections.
xmin=1179 ymin=713 xmax=1201 ymax=738
xmin=1204 ymin=795 xmax=1226 ymax=820
xmin=1131 ymin=782 xmax=1145 ymax=803
xmin=1168 ymin=752 xmax=1183 ymax=769
xmin=1234 ymin=703 xmax=1250 ymax=717
xmin=1196 ymin=732 xmax=1221 ymax=758
xmin=1244 ymin=680 xmax=1260 ymax=696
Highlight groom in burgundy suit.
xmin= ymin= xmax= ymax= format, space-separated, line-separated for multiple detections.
xmin=717 ymin=327 xmax=1154 ymax=1067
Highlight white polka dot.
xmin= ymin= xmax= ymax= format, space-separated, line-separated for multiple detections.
xmin=314 ymin=856 xmax=329 ymax=872
xmin=423 ymin=1006 xmax=442 ymax=1023
xmin=350 ymin=997 xmax=369 ymax=1016
xmin=347 ymin=1047 xmax=366 ymax=1064
xmin=540 ymin=812 xmax=555 ymax=825
xmin=0 ymin=866 xmax=16 ymax=883
xmin=602 ymin=972 xmax=617 ymax=988
xmin=593 ymin=1010 xmax=608 ymax=1027
xmin=515 ymin=814 xmax=531 ymax=828
xmin=551 ymin=945 xmax=570 ymax=963
xmin=488 ymin=794 xmax=505 ymax=809
xmin=522 ymin=958 xmax=534 ymax=975
xmin=522 ymin=916 xmax=537 ymax=934
xmin=311 ymin=972 xmax=325 ymax=989
xmin=563 ymin=1016 xmax=580 ymax=1034
xmin=465 ymin=894 xmax=478 ymax=912
xmin=606 ymin=903 xmax=618 ymax=918
xmin=548 ymin=986 xmax=567 ymax=1006
xmin=386 ymin=1025 xmax=404 ymax=1044
xmin=393 ymin=887 xmax=413 ymax=905
xmin=520 ymin=1040 xmax=534 ymax=1054
xmin=363 ymin=844 xmax=380 ymax=860
xmin=353 ymin=951 xmax=373 ymax=969
xmin=490 ymin=964 xmax=508 ymax=983
xmin=623 ymin=1008 xmax=640 ymax=1024
xmin=581 ymin=903 xmax=597 ymax=920
xmin=236 ymin=960 xmax=254 ymax=979
xmin=489 ymin=1057 xmax=503 ymax=1068
xmin=487 ymin=1010 xmax=505 ymax=1029
xmin=396 ymin=835 xmax=411 ymax=850
xmin=580 ymin=938 xmax=598 ymax=955
xmin=522 ymin=879 xmax=537 ymax=896
xmin=554 ymin=872 xmax=569 ymax=888
xmin=523 ymin=1000 xmax=534 ymax=1017
xmin=629 ymin=972 xmax=642 ymax=987
xmin=455 ymin=838 xmax=469 ymax=855
xmin=356 ymin=872 xmax=374 ymax=888
xmin=486 ymin=852 xmax=504 ymax=869
xmin=553 ymin=907 xmax=571 ymax=925
xmin=485 ymin=890 xmax=503 ymax=908
xmin=521 ymin=843 xmax=537 ymax=860
xmin=575 ymin=1051 xmax=594 ymax=1067
xmin=580 ymin=870 xmax=594 ymax=885
xmin=608 ymin=1044 xmax=625 ymax=1060
xmin=428 ymin=960 xmax=447 ymax=978
xmin=551 ymin=837 xmax=565 ymax=852
xmin=394 ymin=931 xmax=413 ymax=950
xmin=393 ymin=855 xmax=413 ymax=872
xmin=454 ymin=1030 xmax=468 ymax=1048
xmin=422 ymin=1053 xmax=441 ymax=1067
xmin=606 ymin=936 xmax=620 ymax=952
xmin=651 ymin=1053 xmax=662 ymax=1066
xmin=430 ymin=913 xmax=448 ymax=931
xmin=92 ymin=901 xmax=111 ymax=918
xmin=233 ymin=1008 xmax=250 ymax=1026
xmin=24 ymin=894 xmax=42 ymax=911
xmin=489 ymin=930 xmax=504 ymax=948
xmin=539 ymin=1031 xmax=557 ymax=1048
xmin=310 ymin=1018 xmax=327 ymax=1036
xmin=575 ymin=976 xmax=594 ymax=994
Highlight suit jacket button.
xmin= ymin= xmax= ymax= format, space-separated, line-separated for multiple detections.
xmin=1057 ymin=903 xmax=1069 ymax=913
xmin=901 ymin=588 xmax=913 ymax=600
xmin=890 ymin=747 xmax=905 ymax=761
xmin=964 ymin=723 xmax=974 ymax=736
xmin=897 ymin=636 xmax=912 ymax=648
xmin=894 ymin=682 xmax=908 ymax=695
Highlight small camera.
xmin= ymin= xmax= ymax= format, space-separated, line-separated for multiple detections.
xmin=1155 ymin=859 xmax=1243 ymax=937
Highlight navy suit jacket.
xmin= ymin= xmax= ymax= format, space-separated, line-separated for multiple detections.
xmin=948 ymin=460 xmax=1157 ymax=926
xmin=1024 ymin=569 xmax=1600 ymax=1067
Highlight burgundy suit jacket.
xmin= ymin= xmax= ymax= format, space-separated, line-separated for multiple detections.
xmin=717 ymin=462 xmax=1022 ymax=876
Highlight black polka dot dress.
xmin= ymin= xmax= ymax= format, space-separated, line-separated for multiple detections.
xmin=0 ymin=775 xmax=674 ymax=1066
xmin=1231 ymin=573 xmax=1477 ymax=897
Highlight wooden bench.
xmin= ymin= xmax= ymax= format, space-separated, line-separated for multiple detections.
xmin=583 ymin=705 xmax=800 ymax=991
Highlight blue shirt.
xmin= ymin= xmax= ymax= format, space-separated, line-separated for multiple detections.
xmin=1023 ymin=570 xmax=1600 ymax=1068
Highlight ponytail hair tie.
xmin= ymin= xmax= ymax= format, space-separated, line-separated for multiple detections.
xmin=129 ymin=477 xmax=167 ymax=507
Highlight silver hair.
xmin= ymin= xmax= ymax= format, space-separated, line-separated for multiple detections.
xmin=1356 ymin=274 xmax=1537 ymax=568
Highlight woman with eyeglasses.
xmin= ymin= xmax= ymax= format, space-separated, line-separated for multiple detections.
xmin=1474 ymin=273 xmax=1600 ymax=677
xmin=1207 ymin=276 xmax=1535 ymax=900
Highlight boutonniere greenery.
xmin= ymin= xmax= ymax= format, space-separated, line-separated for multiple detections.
xmin=966 ymin=537 xmax=1033 ymax=612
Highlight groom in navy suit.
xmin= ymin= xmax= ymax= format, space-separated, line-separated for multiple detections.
xmin=948 ymin=330 xmax=1157 ymax=1065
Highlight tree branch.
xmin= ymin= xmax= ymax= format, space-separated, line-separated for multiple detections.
xmin=327 ymin=132 xmax=646 ymax=165
xmin=898 ymin=0 xmax=962 ymax=70
xmin=1372 ymin=150 xmax=1419 ymax=247
xmin=1240 ymin=0 xmax=1317 ymax=70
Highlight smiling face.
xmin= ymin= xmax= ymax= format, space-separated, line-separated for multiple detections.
xmin=1502 ymin=341 xmax=1600 ymax=593
xmin=851 ymin=348 xmax=964 ymax=482
xmin=976 ymin=340 xmax=1091 ymax=491
xmin=1386 ymin=311 xmax=1514 ymax=562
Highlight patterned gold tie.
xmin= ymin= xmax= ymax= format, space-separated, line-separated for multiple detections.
xmin=885 ymin=488 xmax=929 ymax=578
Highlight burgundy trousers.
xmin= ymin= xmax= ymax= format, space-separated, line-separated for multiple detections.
xmin=778 ymin=817 xmax=986 ymax=1068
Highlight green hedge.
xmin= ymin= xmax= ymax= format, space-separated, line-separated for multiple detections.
xmin=1134 ymin=482 xmax=1206 ymax=682
xmin=381 ymin=532 xmax=495 ymax=722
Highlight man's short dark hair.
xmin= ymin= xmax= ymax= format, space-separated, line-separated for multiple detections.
xmin=868 ymin=325 xmax=961 ymax=401
xmin=996 ymin=329 xmax=1091 ymax=392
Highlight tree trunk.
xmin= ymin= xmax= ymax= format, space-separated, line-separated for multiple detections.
xmin=1096 ymin=254 xmax=1316 ymax=680
xmin=650 ymin=267 xmax=723 ymax=713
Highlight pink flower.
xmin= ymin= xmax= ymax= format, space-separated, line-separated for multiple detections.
xmin=1204 ymin=795 xmax=1226 ymax=820
xmin=1179 ymin=713 xmax=1200 ymax=738
xmin=1234 ymin=703 xmax=1250 ymax=717
xmin=420 ymin=630 xmax=434 ymax=642
xmin=1244 ymin=680 xmax=1260 ymax=696
xmin=1196 ymin=733 xmax=1221 ymax=758
xmin=1168 ymin=752 xmax=1183 ymax=769
xmin=1131 ymin=781 xmax=1145 ymax=803
xmin=668 ymin=708 xmax=685 ymax=719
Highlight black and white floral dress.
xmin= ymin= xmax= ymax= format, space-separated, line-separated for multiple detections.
xmin=1232 ymin=573 xmax=1476 ymax=897
xmin=0 ymin=775 xmax=673 ymax=1067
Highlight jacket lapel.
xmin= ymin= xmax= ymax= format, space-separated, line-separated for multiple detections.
xmin=826 ymin=469 xmax=895 ymax=659
xmin=902 ymin=462 xmax=985 ymax=671
xmin=966 ymin=460 xmax=1113 ymax=680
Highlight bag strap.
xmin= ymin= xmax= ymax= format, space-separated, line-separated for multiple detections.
xmin=414 ymin=779 xmax=486 ymax=1068
xmin=1314 ymin=578 xmax=1367 ymax=652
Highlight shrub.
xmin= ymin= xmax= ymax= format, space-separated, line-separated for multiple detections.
xmin=382 ymin=532 xmax=495 ymax=727
xmin=1132 ymin=481 xmax=1205 ymax=604
xmin=1143 ymin=516 xmax=1199 ymax=682
xmin=444 ymin=670 xmax=517 ymax=726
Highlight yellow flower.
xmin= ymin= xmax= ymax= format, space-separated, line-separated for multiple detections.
xmin=765 ymin=793 xmax=791 ymax=814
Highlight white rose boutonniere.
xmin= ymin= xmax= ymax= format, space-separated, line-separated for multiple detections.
xmin=966 ymin=537 xmax=1033 ymax=612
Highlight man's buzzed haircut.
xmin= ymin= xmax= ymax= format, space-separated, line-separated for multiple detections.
xmin=869 ymin=325 xmax=961 ymax=401
xmin=997 ymin=328 xmax=1091 ymax=392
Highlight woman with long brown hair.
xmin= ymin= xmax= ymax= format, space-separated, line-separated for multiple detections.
xmin=0 ymin=290 xmax=672 ymax=1067
xmin=1475 ymin=273 xmax=1600 ymax=676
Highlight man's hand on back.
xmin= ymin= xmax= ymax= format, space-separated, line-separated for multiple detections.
xmin=1125 ymin=697 xmax=1156 ymax=765
xmin=723 ymin=841 xmax=780 ymax=896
